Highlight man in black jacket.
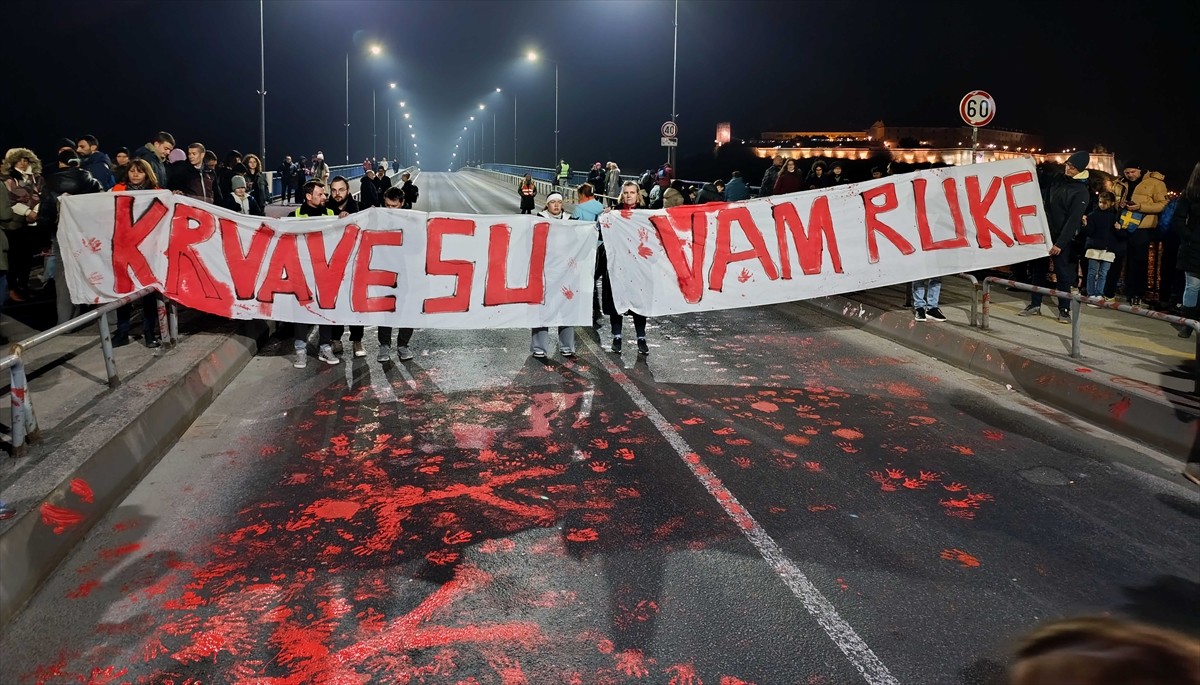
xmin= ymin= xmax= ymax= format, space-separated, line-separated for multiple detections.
xmin=168 ymin=143 xmax=222 ymax=205
xmin=40 ymin=149 xmax=104 ymax=324
xmin=279 ymin=156 xmax=297 ymax=203
xmin=400 ymin=171 xmax=419 ymax=208
xmin=1020 ymin=151 xmax=1090 ymax=323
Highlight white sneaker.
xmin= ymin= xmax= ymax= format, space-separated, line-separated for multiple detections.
xmin=318 ymin=344 xmax=340 ymax=365
xmin=352 ymin=341 xmax=366 ymax=357
xmin=397 ymin=346 xmax=414 ymax=361
xmin=377 ymin=344 xmax=391 ymax=363
xmin=293 ymin=349 xmax=307 ymax=369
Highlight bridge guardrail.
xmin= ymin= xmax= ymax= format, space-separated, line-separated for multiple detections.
xmin=981 ymin=276 xmax=1199 ymax=393
xmin=2 ymin=287 xmax=179 ymax=455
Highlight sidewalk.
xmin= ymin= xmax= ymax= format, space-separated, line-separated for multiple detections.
xmin=803 ymin=277 xmax=1198 ymax=460
xmin=0 ymin=310 xmax=272 ymax=626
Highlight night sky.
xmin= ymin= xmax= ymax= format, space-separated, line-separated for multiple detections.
xmin=7 ymin=0 xmax=1197 ymax=184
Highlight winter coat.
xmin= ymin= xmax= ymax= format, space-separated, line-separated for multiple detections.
xmin=168 ymin=161 xmax=222 ymax=204
xmin=773 ymin=169 xmax=804 ymax=195
xmin=0 ymin=183 xmax=12 ymax=270
xmin=221 ymin=192 xmax=264 ymax=216
xmin=1112 ymin=171 xmax=1169 ymax=229
xmin=605 ymin=168 xmax=621 ymax=198
xmin=246 ymin=171 xmax=269 ymax=207
xmin=39 ymin=166 xmax=104 ymax=236
xmin=696 ymin=183 xmax=724 ymax=204
xmin=1174 ymin=198 xmax=1200 ymax=274
xmin=401 ymin=180 xmax=419 ymax=208
xmin=132 ymin=145 xmax=169 ymax=190
xmin=663 ymin=186 xmax=685 ymax=208
xmin=724 ymin=177 xmax=750 ymax=201
xmin=760 ymin=165 xmax=781 ymax=197
xmin=327 ymin=195 xmax=360 ymax=217
xmin=3 ymin=169 xmax=44 ymax=230
xmin=311 ymin=160 xmax=330 ymax=184
xmin=519 ymin=182 xmax=536 ymax=211
xmin=587 ymin=167 xmax=605 ymax=191
xmin=80 ymin=151 xmax=116 ymax=189
xmin=1082 ymin=207 xmax=1121 ymax=254
xmin=359 ymin=177 xmax=380 ymax=207
xmin=1044 ymin=172 xmax=1090 ymax=249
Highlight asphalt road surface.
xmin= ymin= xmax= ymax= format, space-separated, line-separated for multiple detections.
xmin=4 ymin=172 xmax=1197 ymax=685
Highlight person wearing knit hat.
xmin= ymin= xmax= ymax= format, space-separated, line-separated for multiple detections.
xmin=1019 ymin=151 xmax=1090 ymax=322
xmin=221 ymin=173 xmax=263 ymax=216
xmin=1066 ymin=150 xmax=1090 ymax=173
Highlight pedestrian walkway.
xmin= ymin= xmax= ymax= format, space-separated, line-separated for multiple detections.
xmin=804 ymin=277 xmax=1198 ymax=460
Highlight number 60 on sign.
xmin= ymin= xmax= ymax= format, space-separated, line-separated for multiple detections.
xmin=959 ymin=90 xmax=996 ymax=127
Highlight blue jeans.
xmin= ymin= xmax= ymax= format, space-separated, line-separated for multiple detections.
xmin=1086 ymin=259 xmax=1111 ymax=298
xmin=1184 ymin=272 xmax=1200 ymax=309
xmin=912 ymin=278 xmax=941 ymax=309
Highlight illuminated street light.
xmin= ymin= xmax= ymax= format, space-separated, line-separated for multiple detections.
xmin=389 ymin=82 xmax=396 ymax=89
xmin=345 ymin=41 xmax=385 ymax=163
xmin=525 ymin=48 xmax=559 ymax=164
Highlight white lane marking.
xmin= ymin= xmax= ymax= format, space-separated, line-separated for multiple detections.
xmin=580 ymin=336 xmax=899 ymax=685
xmin=444 ymin=173 xmax=484 ymax=214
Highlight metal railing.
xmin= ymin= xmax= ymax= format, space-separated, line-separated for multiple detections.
xmin=955 ymin=273 xmax=980 ymax=327
xmin=269 ymin=162 xmax=405 ymax=201
xmin=2 ymin=287 xmax=178 ymax=455
xmin=981 ymin=276 xmax=1200 ymax=392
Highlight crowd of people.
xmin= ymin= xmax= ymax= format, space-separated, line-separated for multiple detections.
xmin=0 ymin=132 xmax=425 ymax=349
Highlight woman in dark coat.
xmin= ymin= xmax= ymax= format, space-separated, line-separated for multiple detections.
xmin=772 ymin=158 xmax=804 ymax=195
xmin=518 ymin=174 xmax=536 ymax=214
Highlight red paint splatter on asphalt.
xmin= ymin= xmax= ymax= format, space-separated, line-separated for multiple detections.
xmin=940 ymin=548 xmax=981 ymax=568
xmin=40 ymin=503 xmax=85 ymax=534
xmin=310 ymin=499 xmax=362 ymax=520
xmin=750 ymin=400 xmax=779 ymax=412
xmin=1110 ymin=396 xmax=1132 ymax=419
xmin=67 ymin=579 xmax=100 ymax=599
xmin=885 ymin=382 xmax=924 ymax=398
xmin=69 ymin=478 xmax=94 ymax=504
xmin=831 ymin=428 xmax=863 ymax=440
xmin=98 ymin=543 xmax=142 ymax=560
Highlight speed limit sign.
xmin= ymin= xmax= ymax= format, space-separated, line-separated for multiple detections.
xmin=660 ymin=120 xmax=678 ymax=138
xmin=959 ymin=90 xmax=996 ymax=127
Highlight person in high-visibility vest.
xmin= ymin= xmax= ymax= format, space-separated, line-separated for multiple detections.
xmin=291 ymin=180 xmax=338 ymax=369
xmin=557 ymin=159 xmax=570 ymax=189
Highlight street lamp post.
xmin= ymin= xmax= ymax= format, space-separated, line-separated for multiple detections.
xmin=527 ymin=51 xmax=559 ymax=168
xmin=346 ymin=43 xmax=383 ymax=164
xmin=668 ymin=0 xmax=679 ymax=172
xmin=258 ymin=0 xmax=266 ymax=165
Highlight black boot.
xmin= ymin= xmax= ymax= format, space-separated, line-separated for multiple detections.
xmin=1176 ymin=307 xmax=1196 ymax=338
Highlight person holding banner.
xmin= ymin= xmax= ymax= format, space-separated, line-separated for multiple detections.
xmin=529 ymin=192 xmax=576 ymax=358
xmin=375 ymin=186 xmax=417 ymax=363
xmin=602 ymin=181 xmax=651 ymax=355
xmin=1021 ymin=151 xmax=1090 ymax=323
xmin=111 ymin=159 xmax=163 ymax=347
xmin=326 ymin=176 xmax=367 ymax=357
xmin=291 ymin=180 xmax=339 ymax=368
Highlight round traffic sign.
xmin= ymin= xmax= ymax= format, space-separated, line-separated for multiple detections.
xmin=660 ymin=120 xmax=678 ymax=138
xmin=959 ymin=90 xmax=996 ymax=127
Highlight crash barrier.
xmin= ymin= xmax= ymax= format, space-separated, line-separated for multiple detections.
xmin=981 ymin=276 xmax=1199 ymax=393
xmin=2 ymin=287 xmax=179 ymax=455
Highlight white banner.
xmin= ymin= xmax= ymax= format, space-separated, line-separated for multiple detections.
xmin=601 ymin=158 xmax=1052 ymax=316
xmin=59 ymin=192 xmax=597 ymax=328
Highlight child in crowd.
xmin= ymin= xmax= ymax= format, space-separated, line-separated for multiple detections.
xmin=1081 ymin=191 xmax=1121 ymax=303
